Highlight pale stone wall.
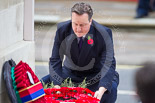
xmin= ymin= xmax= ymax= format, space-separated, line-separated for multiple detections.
xmin=0 ymin=0 xmax=35 ymax=102
xmin=0 ymin=3 xmax=23 ymax=51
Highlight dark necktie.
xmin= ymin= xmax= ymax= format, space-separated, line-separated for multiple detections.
xmin=78 ymin=37 xmax=83 ymax=52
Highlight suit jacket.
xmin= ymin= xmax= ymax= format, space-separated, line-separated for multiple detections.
xmin=49 ymin=20 xmax=119 ymax=93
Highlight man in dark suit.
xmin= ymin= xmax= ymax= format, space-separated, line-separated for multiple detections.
xmin=43 ymin=2 xmax=119 ymax=103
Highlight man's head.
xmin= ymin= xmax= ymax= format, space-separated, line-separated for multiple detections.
xmin=71 ymin=2 xmax=93 ymax=37
xmin=135 ymin=62 xmax=155 ymax=103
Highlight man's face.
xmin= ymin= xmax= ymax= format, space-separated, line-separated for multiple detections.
xmin=72 ymin=12 xmax=92 ymax=37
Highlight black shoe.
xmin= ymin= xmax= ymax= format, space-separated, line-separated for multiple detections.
xmin=135 ymin=14 xmax=148 ymax=19
xmin=149 ymin=7 xmax=153 ymax=12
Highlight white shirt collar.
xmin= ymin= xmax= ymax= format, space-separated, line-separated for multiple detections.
xmin=77 ymin=35 xmax=86 ymax=43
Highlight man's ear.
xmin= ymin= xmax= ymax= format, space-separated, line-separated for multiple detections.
xmin=89 ymin=18 xmax=92 ymax=24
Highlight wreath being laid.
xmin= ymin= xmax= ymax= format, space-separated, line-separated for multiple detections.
xmin=40 ymin=78 xmax=100 ymax=103
xmin=6 ymin=60 xmax=100 ymax=103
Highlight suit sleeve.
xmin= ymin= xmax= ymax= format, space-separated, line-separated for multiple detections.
xmin=98 ymin=28 xmax=116 ymax=93
xmin=49 ymin=28 xmax=65 ymax=85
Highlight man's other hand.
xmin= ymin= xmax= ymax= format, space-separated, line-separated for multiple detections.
xmin=94 ymin=87 xmax=107 ymax=100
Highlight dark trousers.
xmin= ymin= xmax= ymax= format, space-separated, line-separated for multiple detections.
xmin=136 ymin=0 xmax=155 ymax=16
xmin=41 ymin=75 xmax=118 ymax=103
xmin=86 ymin=80 xmax=118 ymax=103
xmin=102 ymin=81 xmax=118 ymax=103
xmin=137 ymin=0 xmax=150 ymax=16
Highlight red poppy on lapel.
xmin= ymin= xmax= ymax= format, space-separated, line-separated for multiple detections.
xmin=87 ymin=36 xmax=94 ymax=45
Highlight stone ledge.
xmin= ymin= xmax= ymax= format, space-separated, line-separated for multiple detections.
xmin=34 ymin=14 xmax=155 ymax=28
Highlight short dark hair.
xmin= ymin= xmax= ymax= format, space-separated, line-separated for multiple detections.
xmin=71 ymin=2 xmax=93 ymax=21
xmin=135 ymin=62 xmax=155 ymax=103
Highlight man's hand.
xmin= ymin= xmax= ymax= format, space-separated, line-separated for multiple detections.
xmin=94 ymin=87 xmax=107 ymax=100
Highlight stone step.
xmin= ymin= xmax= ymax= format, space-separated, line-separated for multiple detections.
xmin=34 ymin=14 xmax=155 ymax=28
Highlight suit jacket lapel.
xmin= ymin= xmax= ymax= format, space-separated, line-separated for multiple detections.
xmin=78 ymin=25 xmax=95 ymax=64
xmin=66 ymin=25 xmax=95 ymax=66
xmin=65 ymin=29 xmax=80 ymax=61
xmin=78 ymin=37 xmax=92 ymax=61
